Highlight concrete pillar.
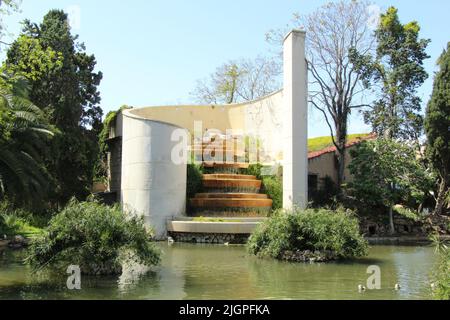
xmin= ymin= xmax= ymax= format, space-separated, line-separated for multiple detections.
xmin=282 ymin=30 xmax=308 ymax=210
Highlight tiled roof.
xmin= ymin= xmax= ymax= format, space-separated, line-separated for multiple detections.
xmin=308 ymin=133 xmax=376 ymax=160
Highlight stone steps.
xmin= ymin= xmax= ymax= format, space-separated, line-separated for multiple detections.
xmin=202 ymin=178 xmax=262 ymax=191
xmin=194 ymin=193 xmax=268 ymax=199
xmin=202 ymin=162 xmax=249 ymax=169
xmin=181 ymin=135 xmax=271 ymax=237
xmin=190 ymin=198 xmax=273 ymax=208
xmin=189 ymin=209 xmax=270 ymax=218
xmin=203 ymin=174 xmax=257 ymax=180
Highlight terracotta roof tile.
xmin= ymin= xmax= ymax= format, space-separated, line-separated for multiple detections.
xmin=308 ymin=133 xmax=376 ymax=160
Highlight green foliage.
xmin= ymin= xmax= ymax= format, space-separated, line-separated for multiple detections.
xmin=187 ymin=164 xmax=203 ymax=198
xmin=244 ymin=163 xmax=263 ymax=179
xmin=0 ymin=74 xmax=54 ymax=207
xmin=261 ymin=176 xmax=282 ymax=211
xmin=242 ymin=164 xmax=282 ymax=211
xmin=3 ymin=10 xmax=103 ymax=205
xmin=430 ymin=235 xmax=450 ymax=300
xmin=94 ymin=105 xmax=131 ymax=180
xmin=2 ymin=35 xmax=63 ymax=81
xmin=247 ymin=208 xmax=368 ymax=260
xmin=393 ymin=205 xmax=420 ymax=222
xmin=26 ymin=200 xmax=161 ymax=275
xmin=350 ymin=6 xmax=430 ymax=140
xmin=425 ymin=43 xmax=450 ymax=215
xmin=348 ymin=139 xmax=432 ymax=209
xmin=0 ymin=201 xmax=45 ymax=238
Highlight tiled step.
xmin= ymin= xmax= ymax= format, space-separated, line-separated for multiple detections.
xmin=190 ymin=198 xmax=273 ymax=208
xmin=203 ymin=174 xmax=257 ymax=180
xmin=202 ymin=162 xmax=249 ymax=169
xmin=203 ymin=178 xmax=262 ymax=190
xmin=189 ymin=209 xmax=270 ymax=218
xmin=194 ymin=193 xmax=268 ymax=199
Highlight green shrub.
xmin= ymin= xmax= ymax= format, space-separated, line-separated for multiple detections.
xmin=242 ymin=164 xmax=283 ymax=211
xmin=187 ymin=164 xmax=203 ymax=198
xmin=247 ymin=208 xmax=368 ymax=260
xmin=26 ymin=200 xmax=160 ymax=275
xmin=244 ymin=163 xmax=263 ymax=179
xmin=430 ymin=235 xmax=450 ymax=300
xmin=262 ymin=176 xmax=282 ymax=210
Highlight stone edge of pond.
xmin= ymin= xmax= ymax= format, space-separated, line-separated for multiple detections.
xmin=366 ymin=235 xmax=450 ymax=246
xmin=0 ymin=235 xmax=29 ymax=249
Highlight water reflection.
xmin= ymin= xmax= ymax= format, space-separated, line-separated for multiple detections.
xmin=0 ymin=244 xmax=436 ymax=300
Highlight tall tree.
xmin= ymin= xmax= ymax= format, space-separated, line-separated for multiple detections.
xmin=267 ymin=0 xmax=375 ymax=193
xmin=350 ymin=6 xmax=430 ymax=141
xmin=425 ymin=43 xmax=450 ymax=216
xmin=3 ymin=10 xmax=103 ymax=205
xmin=192 ymin=56 xmax=280 ymax=104
xmin=349 ymin=139 xmax=431 ymax=234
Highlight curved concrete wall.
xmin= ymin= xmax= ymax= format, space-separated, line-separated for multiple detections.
xmin=121 ymin=110 xmax=187 ymax=239
xmin=130 ymin=90 xmax=284 ymax=164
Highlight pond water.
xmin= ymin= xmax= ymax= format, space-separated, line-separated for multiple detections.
xmin=0 ymin=244 xmax=437 ymax=300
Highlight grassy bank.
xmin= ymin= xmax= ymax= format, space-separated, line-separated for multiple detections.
xmin=0 ymin=205 xmax=46 ymax=239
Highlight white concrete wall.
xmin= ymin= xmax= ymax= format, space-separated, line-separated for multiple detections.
xmin=126 ymin=91 xmax=285 ymax=165
xmin=243 ymin=90 xmax=284 ymax=163
xmin=282 ymin=30 xmax=308 ymax=210
xmin=121 ymin=110 xmax=187 ymax=239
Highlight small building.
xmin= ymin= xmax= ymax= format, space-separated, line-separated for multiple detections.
xmin=307 ymin=134 xmax=376 ymax=193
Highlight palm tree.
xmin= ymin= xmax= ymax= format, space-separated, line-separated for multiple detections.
xmin=0 ymin=74 xmax=54 ymax=206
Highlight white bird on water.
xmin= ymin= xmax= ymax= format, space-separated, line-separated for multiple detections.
xmin=358 ymin=285 xmax=366 ymax=292
xmin=168 ymin=237 xmax=175 ymax=245
xmin=395 ymin=284 xmax=401 ymax=291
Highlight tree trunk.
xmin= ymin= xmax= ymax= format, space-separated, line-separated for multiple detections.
xmin=336 ymin=147 xmax=346 ymax=193
xmin=335 ymin=117 xmax=348 ymax=196
xmin=434 ymin=179 xmax=448 ymax=216
xmin=389 ymin=206 xmax=395 ymax=235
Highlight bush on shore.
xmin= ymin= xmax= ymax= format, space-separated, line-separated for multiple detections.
xmin=26 ymin=200 xmax=160 ymax=275
xmin=430 ymin=235 xmax=450 ymax=300
xmin=247 ymin=208 xmax=368 ymax=261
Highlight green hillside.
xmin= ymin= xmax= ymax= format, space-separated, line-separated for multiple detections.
xmin=308 ymin=133 xmax=371 ymax=152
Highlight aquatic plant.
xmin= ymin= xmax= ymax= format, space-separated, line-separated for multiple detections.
xmin=26 ymin=199 xmax=160 ymax=275
xmin=247 ymin=207 xmax=368 ymax=261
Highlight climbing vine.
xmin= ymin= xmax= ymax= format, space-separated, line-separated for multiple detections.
xmin=94 ymin=105 xmax=131 ymax=182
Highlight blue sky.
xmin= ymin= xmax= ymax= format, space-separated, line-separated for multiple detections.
xmin=1 ymin=0 xmax=449 ymax=138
